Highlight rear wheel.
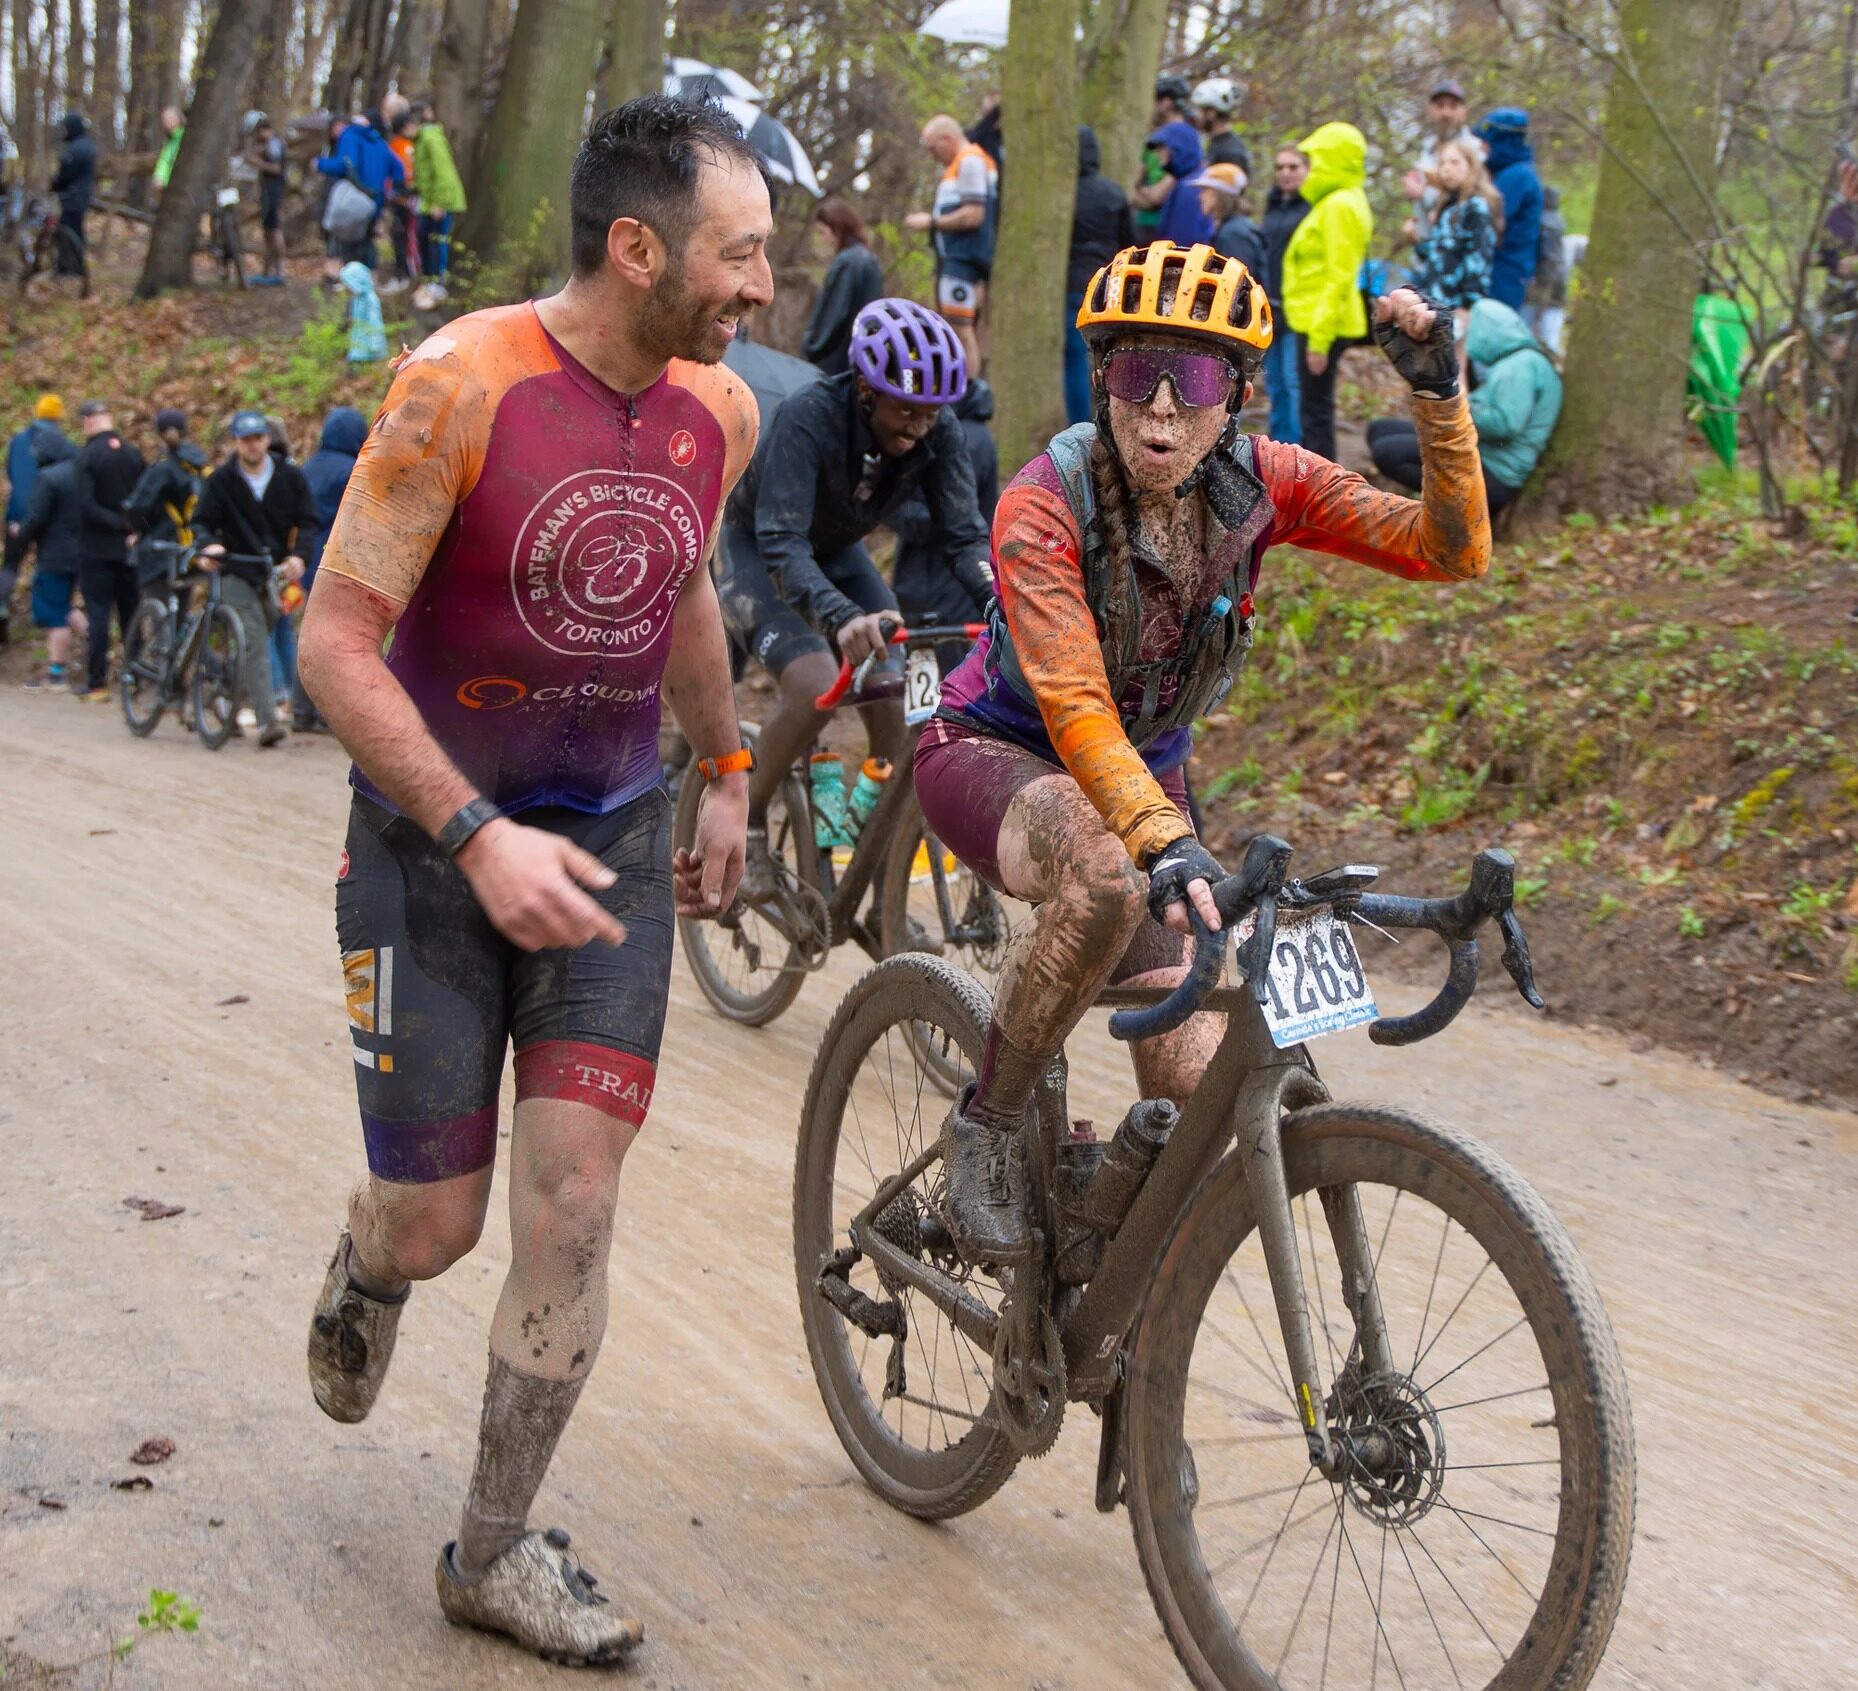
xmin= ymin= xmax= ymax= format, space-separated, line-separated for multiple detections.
xmin=794 ymin=953 xmax=1029 ymax=1519
xmin=192 ymin=603 xmax=244 ymax=750
xmin=674 ymin=723 xmax=816 ymax=1025
xmin=120 ymin=600 xmax=173 ymax=736
xmin=877 ymin=799 xmax=1019 ymax=1097
xmin=1125 ymin=1104 xmax=1634 ymax=1691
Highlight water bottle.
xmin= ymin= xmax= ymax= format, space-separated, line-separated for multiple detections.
xmin=846 ymin=757 xmax=892 ymax=835
xmin=810 ymin=753 xmax=852 ymax=850
xmin=1080 ymin=1099 xmax=1179 ymax=1236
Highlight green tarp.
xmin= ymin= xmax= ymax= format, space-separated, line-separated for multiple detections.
xmin=1688 ymin=292 xmax=1751 ymax=468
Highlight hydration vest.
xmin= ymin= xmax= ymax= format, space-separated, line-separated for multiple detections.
xmin=982 ymin=423 xmax=1276 ymax=749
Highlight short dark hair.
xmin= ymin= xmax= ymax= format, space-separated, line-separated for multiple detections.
xmin=570 ymin=95 xmax=768 ymax=279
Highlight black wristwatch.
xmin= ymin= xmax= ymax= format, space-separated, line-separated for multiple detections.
xmin=437 ymin=797 xmax=503 ymax=858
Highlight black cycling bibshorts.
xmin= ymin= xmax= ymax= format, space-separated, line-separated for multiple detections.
xmin=716 ymin=525 xmax=897 ymax=677
xmin=335 ymin=788 xmax=673 ymax=1185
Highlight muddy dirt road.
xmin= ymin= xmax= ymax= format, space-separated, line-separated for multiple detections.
xmin=2 ymin=691 xmax=1854 ymax=1690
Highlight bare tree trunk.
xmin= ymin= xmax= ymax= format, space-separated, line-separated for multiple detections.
xmin=993 ymin=0 xmax=1078 ymax=476
xmin=431 ymin=0 xmax=491 ymax=172
xmin=1080 ymin=0 xmax=1169 ymax=193
xmin=253 ymin=0 xmax=295 ymax=120
xmin=11 ymin=0 xmax=39 ymax=175
xmin=595 ymin=0 xmax=666 ymax=114
xmin=399 ymin=0 xmax=441 ymax=97
xmin=93 ymin=0 xmax=124 ymax=150
xmin=294 ymin=0 xmax=340 ymax=111
xmin=137 ymin=0 xmax=268 ymax=295
xmin=323 ymin=0 xmax=391 ymax=114
xmin=1535 ymin=0 xmax=1742 ymax=519
xmin=125 ymin=0 xmax=186 ymax=206
xmin=458 ymin=0 xmax=601 ymax=290
xmin=65 ymin=0 xmax=89 ymax=117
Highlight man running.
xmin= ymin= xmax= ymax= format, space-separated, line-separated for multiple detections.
xmin=296 ymin=95 xmax=768 ymax=1665
xmin=714 ymin=296 xmax=991 ymax=895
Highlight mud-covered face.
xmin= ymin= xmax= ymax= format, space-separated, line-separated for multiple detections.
xmin=1099 ymin=333 xmax=1247 ymax=492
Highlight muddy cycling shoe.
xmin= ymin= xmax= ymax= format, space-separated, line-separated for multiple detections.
xmin=939 ymin=1085 xmax=1031 ymax=1263
xmin=737 ymin=825 xmax=779 ymax=905
xmin=307 ymin=1231 xmax=410 ymax=1424
xmin=436 ymin=1529 xmax=644 ymax=1666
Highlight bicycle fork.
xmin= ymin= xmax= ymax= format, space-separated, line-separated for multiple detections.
xmin=1243 ymin=1106 xmax=1394 ymax=1477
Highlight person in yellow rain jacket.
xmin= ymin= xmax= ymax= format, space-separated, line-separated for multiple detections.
xmin=1281 ymin=120 xmax=1372 ymax=462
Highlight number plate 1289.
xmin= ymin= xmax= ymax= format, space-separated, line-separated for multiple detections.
xmin=1232 ymin=907 xmax=1377 ymax=1048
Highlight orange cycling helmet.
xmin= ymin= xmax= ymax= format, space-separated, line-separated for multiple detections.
xmin=1077 ymin=241 xmax=1273 ymax=361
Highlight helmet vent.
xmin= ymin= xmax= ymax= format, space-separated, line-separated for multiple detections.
xmin=1157 ymin=252 xmax=1185 ymax=315
xmin=1120 ymin=271 xmax=1144 ymax=314
xmin=1190 ymin=280 xmax=1218 ymax=323
xmin=1230 ymin=275 xmax=1254 ymax=328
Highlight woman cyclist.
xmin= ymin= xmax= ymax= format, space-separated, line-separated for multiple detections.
xmin=916 ymin=240 xmax=1491 ymax=1261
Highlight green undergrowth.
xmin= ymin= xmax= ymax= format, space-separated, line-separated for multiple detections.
xmin=1195 ymin=483 xmax=1858 ymax=998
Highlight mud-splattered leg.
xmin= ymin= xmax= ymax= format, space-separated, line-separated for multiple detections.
xmin=1108 ymin=918 xmax=1226 ymax=1106
xmin=348 ymin=1167 xmax=493 ymax=1289
xmin=454 ymin=1096 xmax=638 ymax=1578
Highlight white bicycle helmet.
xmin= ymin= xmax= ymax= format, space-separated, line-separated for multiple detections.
xmin=1191 ymin=77 xmax=1240 ymax=116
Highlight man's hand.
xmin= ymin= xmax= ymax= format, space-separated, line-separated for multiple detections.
xmin=1145 ymin=836 xmax=1225 ymax=937
xmin=280 ymin=554 xmax=306 ymax=584
xmin=1305 ymin=349 xmax=1329 ymax=376
xmin=674 ymin=774 xmax=747 ymax=917
xmin=1371 ymin=286 xmax=1458 ymax=399
xmin=903 ymin=210 xmax=933 ymax=233
xmin=454 ymin=818 xmax=627 ymax=952
xmin=197 ymin=543 xmax=223 ymax=571
xmin=835 ymin=611 xmax=895 ymax=666
xmin=1402 ymin=167 xmax=1427 ymax=201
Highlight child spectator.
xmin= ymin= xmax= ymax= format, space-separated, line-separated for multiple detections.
xmin=341 ymin=261 xmax=387 ymax=363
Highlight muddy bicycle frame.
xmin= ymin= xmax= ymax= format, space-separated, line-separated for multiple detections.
xmin=839 ymin=835 xmax=1541 ymax=1494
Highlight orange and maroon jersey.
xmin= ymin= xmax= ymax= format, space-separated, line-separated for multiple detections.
xmin=940 ymin=395 xmax=1489 ymax=865
xmin=320 ymin=302 xmax=758 ymax=815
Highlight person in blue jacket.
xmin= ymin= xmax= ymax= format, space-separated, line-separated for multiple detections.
xmin=1476 ymin=106 xmax=1542 ymax=310
xmin=316 ymin=110 xmax=404 ymax=279
xmin=4 ymin=396 xmax=75 ymax=647
xmin=1134 ymin=75 xmax=1212 ymax=248
xmin=290 ymin=405 xmax=368 ymax=731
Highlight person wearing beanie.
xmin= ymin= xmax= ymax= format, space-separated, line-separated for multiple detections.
xmin=3 ymin=395 xmax=77 ymax=646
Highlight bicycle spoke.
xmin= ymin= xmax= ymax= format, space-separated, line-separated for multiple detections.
xmin=1206 ymin=1497 xmax=1335 ymax=1581
xmin=1319 ymin=1493 xmax=1345 ymax=1690
xmin=1220 ymin=1262 xmax=1294 ymax=1403
xmin=1303 ymin=1192 xmax=1346 ymax=1374
xmin=1270 ymin=1496 xmax=1340 ymax=1677
xmin=1411 ymin=1258 xmax=1495 ymax=1380
xmin=1236 ymin=1465 xmax=1318 ymax=1627
xmin=1408 ymin=1521 xmax=1511 ymax=1656
xmin=1196 ymin=1478 xmax=1314 ymax=1515
xmin=1421 ymin=1313 xmax=1528 ymax=1398
xmin=1393 ymin=1524 xmax=1468 ymax=1685
xmin=1409 ymin=1211 xmax=1453 ymax=1376
xmin=1202 ymin=1297 xmax=1302 ymax=1408
xmin=1339 ymin=1509 xmax=1407 ymax=1691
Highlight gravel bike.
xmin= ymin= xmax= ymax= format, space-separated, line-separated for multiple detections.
xmin=795 ymin=836 xmax=1633 ymax=1690
xmin=677 ymin=622 xmax=1015 ymax=1068
xmin=120 ymin=542 xmax=268 ymax=749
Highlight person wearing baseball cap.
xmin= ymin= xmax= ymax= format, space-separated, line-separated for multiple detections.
xmin=191 ymin=409 xmax=318 ymax=745
xmin=1404 ymin=75 xmax=1484 ymax=236
xmin=1189 ymin=161 xmax=1267 ymax=280
xmin=71 ymin=399 xmax=146 ymax=700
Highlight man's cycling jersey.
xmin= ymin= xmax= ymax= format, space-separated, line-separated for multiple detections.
xmin=321 ymin=302 xmax=758 ymax=815
xmin=939 ymin=395 xmax=1489 ymax=867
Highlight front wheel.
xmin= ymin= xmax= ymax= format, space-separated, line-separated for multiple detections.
xmin=120 ymin=599 xmax=174 ymax=736
xmin=1125 ymin=1104 xmax=1634 ymax=1691
xmin=192 ymin=603 xmax=244 ymax=750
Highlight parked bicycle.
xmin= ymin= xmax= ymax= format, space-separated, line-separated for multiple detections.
xmin=207 ymin=176 xmax=247 ymax=289
xmin=676 ymin=622 xmax=1016 ymax=1069
xmin=120 ymin=541 xmax=270 ymax=748
xmin=795 ymin=836 xmax=1633 ymax=1690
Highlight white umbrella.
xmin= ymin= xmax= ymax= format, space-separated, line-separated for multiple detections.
xmin=663 ymin=57 xmax=764 ymax=104
xmin=920 ymin=0 xmax=1009 ymax=49
xmin=713 ymin=95 xmax=823 ymax=198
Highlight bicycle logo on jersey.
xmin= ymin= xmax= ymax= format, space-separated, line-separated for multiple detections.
xmin=511 ymin=470 xmax=705 ymax=658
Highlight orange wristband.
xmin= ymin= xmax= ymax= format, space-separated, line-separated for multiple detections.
xmin=695 ymin=746 xmax=755 ymax=781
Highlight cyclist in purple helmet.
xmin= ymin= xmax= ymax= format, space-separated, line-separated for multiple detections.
xmin=715 ymin=296 xmax=995 ymax=902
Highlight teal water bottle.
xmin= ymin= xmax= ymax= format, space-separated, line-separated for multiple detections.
xmin=846 ymin=757 xmax=892 ymax=837
xmin=810 ymin=753 xmax=852 ymax=849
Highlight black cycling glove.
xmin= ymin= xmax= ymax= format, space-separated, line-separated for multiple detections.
xmin=1144 ymin=835 xmax=1225 ymax=927
xmin=1372 ymin=291 xmax=1460 ymax=401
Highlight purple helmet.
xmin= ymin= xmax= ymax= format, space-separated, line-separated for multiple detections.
xmin=849 ymin=297 xmax=968 ymax=404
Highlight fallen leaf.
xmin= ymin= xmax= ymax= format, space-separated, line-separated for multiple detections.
xmin=216 ymin=993 xmax=250 ymax=1007
xmin=130 ymin=1437 xmax=175 ymax=1466
xmin=38 ymin=1495 xmax=67 ymax=1510
xmin=89 ymin=828 xmax=116 ymax=836
xmin=112 ymin=1476 xmax=153 ymax=1491
xmin=123 ymin=1197 xmax=184 ymax=1221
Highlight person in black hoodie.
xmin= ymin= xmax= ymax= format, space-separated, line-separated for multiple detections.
xmin=49 ymin=112 xmax=95 ymax=286
xmin=192 ymin=410 xmax=318 ymax=746
xmin=1065 ymin=125 xmax=1133 ymax=424
xmin=1259 ymin=142 xmax=1311 ymax=443
xmin=72 ymin=402 xmax=147 ymax=700
xmin=124 ymin=408 xmax=208 ymax=565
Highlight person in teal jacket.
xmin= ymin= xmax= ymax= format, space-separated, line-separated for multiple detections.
xmin=1367 ymin=297 xmax=1559 ymax=511
xmin=1280 ymin=121 xmax=1372 ymax=462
